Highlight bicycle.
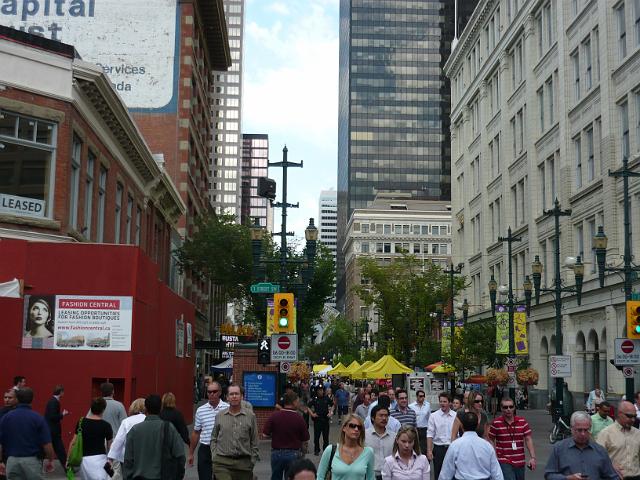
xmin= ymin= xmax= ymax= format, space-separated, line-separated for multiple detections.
xmin=549 ymin=415 xmax=571 ymax=443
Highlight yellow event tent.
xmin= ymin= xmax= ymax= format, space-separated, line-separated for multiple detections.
xmin=362 ymin=355 xmax=412 ymax=379
xmin=328 ymin=362 xmax=347 ymax=375
xmin=349 ymin=361 xmax=373 ymax=379
xmin=313 ymin=364 xmax=332 ymax=373
xmin=342 ymin=360 xmax=361 ymax=376
xmin=432 ymin=363 xmax=456 ymax=373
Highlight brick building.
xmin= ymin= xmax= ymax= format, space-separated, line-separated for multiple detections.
xmin=130 ymin=0 xmax=232 ymax=351
xmin=0 ymin=26 xmax=184 ymax=278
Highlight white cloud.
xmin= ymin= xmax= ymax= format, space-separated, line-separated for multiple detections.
xmin=267 ymin=2 xmax=290 ymax=15
xmin=244 ymin=3 xmax=338 ymax=149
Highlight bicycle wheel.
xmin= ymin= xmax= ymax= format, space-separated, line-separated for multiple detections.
xmin=549 ymin=424 xmax=559 ymax=443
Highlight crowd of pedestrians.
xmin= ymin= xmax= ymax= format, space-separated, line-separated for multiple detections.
xmin=6 ymin=372 xmax=640 ymax=480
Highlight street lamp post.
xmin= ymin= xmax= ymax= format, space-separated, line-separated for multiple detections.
xmin=594 ymin=155 xmax=640 ymax=401
xmin=489 ymin=227 xmax=532 ymax=400
xmin=531 ymin=199 xmax=584 ymax=422
xmin=443 ymin=262 xmax=463 ymax=394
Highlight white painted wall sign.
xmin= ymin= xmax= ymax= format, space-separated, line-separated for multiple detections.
xmin=1 ymin=0 xmax=178 ymax=110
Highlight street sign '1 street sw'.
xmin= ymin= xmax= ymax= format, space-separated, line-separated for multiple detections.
xmin=271 ymin=334 xmax=298 ymax=361
xmin=614 ymin=338 xmax=640 ymax=365
xmin=250 ymin=282 xmax=280 ymax=294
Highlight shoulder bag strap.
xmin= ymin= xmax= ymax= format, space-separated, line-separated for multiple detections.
xmin=327 ymin=444 xmax=337 ymax=475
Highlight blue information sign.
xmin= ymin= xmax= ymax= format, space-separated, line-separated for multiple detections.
xmin=243 ymin=371 xmax=277 ymax=407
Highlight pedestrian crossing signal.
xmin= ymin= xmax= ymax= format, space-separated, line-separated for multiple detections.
xmin=626 ymin=300 xmax=640 ymax=339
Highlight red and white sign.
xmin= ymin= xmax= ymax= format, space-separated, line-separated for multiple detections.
xmin=280 ymin=361 xmax=291 ymax=373
xmin=278 ymin=336 xmax=291 ymax=350
xmin=614 ymin=338 xmax=640 ymax=365
xmin=623 ymin=366 xmax=635 ymax=378
xmin=549 ymin=355 xmax=572 ymax=378
xmin=271 ymin=334 xmax=298 ymax=362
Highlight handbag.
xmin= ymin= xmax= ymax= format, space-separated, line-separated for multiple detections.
xmin=324 ymin=444 xmax=337 ymax=480
xmin=67 ymin=417 xmax=84 ymax=467
xmin=160 ymin=420 xmax=185 ymax=480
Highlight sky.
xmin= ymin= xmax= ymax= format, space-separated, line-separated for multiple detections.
xmin=243 ymin=0 xmax=339 ymax=245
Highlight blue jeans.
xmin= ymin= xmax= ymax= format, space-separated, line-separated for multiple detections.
xmin=500 ymin=463 xmax=525 ymax=480
xmin=270 ymin=449 xmax=300 ymax=480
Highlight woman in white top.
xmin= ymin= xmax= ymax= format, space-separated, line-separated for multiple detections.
xmin=107 ymin=398 xmax=146 ymax=479
xmin=382 ymin=426 xmax=429 ymax=480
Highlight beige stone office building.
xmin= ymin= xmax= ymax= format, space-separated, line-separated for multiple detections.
xmin=445 ymin=0 xmax=640 ymax=405
xmin=343 ymin=195 xmax=452 ymax=345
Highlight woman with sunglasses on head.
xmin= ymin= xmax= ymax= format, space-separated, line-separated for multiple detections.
xmin=381 ymin=426 xmax=429 ymax=479
xmin=450 ymin=392 xmax=489 ymax=440
xmin=316 ymin=414 xmax=375 ymax=479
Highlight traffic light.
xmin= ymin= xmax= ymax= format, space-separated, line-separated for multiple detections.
xmin=258 ymin=177 xmax=276 ymax=200
xmin=273 ymin=293 xmax=295 ymax=333
xmin=626 ymin=300 xmax=640 ymax=339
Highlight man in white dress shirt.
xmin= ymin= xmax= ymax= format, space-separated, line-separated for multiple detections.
xmin=427 ymin=392 xmax=457 ymax=480
xmin=409 ymin=389 xmax=431 ymax=455
xmin=439 ymin=411 xmax=504 ymax=480
xmin=364 ymin=393 xmax=401 ymax=433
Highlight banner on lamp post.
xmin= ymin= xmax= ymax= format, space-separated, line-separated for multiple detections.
xmin=514 ymin=306 xmax=528 ymax=355
xmin=495 ymin=306 xmax=509 ymax=354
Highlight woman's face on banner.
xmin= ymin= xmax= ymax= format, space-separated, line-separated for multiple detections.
xmin=30 ymin=300 xmax=50 ymax=325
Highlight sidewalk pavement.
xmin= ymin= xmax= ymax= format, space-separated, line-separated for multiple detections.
xmin=46 ymin=408 xmax=556 ymax=479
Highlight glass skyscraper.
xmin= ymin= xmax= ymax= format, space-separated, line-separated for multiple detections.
xmin=336 ymin=0 xmax=477 ymax=307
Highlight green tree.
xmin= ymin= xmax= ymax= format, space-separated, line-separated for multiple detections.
xmin=353 ymin=255 xmax=466 ymax=367
xmin=449 ymin=317 xmax=499 ymax=378
xmin=174 ymin=213 xmax=252 ymax=302
xmin=305 ymin=314 xmax=358 ymax=365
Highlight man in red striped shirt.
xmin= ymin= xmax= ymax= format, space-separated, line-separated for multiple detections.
xmin=488 ymin=397 xmax=537 ymax=480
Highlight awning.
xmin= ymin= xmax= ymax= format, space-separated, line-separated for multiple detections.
xmin=313 ymin=364 xmax=332 ymax=373
xmin=210 ymin=358 xmax=232 ymax=372
xmin=328 ymin=362 xmax=347 ymax=374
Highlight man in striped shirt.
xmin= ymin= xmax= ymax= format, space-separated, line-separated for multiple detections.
xmin=390 ymin=390 xmax=417 ymax=427
xmin=488 ymin=397 xmax=536 ymax=480
xmin=188 ymin=381 xmax=229 ymax=480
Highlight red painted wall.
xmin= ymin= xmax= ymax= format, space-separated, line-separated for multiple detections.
xmin=0 ymin=239 xmax=195 ymax=444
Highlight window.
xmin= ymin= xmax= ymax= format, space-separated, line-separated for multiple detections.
xmin=621 ymin=100 xmax=630 ymax=160
xmin=586 ymin=128 xmax=595 ymax=182
xmin=518 ymin=178 xmax=526 ymax=225
xmin=583 ymin=38 xmax=592 ymax=91
xmin=97 ymin=167 xmax=107 ymax=242
xmin=472 ymin=156 xmax=480 ymax=193
xmin=575 ymin=136 xmax=582 ymax=189
xmin=571 ymin=50 xmax=580 ymax=101
xmin=546 ymin=76 xmax=555 ymax=125
xmin=539 ymin=162 xmax=546 ymax=212
xmin=511 ymin=185 xmax=518 ymax=225
xmin=593 ymin=28 xmax=600 ymax=84
xmin=576 ymin=224 xmax=584 ymax=261
xmin=511 ymin=39 xmax=524 ymax=89
xmin=69 ymin=135 xmax=82 ymax=229
xmin=84 ymin=152 xmax=95 ymax=239
xmin=636 ymin=93 xmax=640 ymax=152
xmin=617 ymin=3 xmax=627 ymax=60
xmin=536 ymin=1 xmax=555 ymax=57
xmin=135 ymin=205 xmax=141 ymax=246
xmin=361 ymin=242 xmax=370 ymax=253
xmin=636 ymin=0 xmax=640 ymax=46
xmin=0 ymin=110 xmax=57 ymax=218
xmin=537 ymin=87 xmax=544 ymax=132
xmin=126 ymin=195 xmax=133 ymax=244
xmin=115 ymin=183 xmax=123 ymax=244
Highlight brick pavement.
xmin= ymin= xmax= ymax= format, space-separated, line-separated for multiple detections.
xmin=45 ymin=408 xmax=556 ymax=479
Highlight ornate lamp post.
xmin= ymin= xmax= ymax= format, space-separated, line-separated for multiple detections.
xmin=443 ymin=262 xmax=464 ymax=394
xmin=488 ymin=228 xmax=533 ymax=400
xmin=531 ymin=199 xmax=584 ymax=420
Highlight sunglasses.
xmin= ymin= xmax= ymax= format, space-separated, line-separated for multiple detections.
xmin=501 ymin=405 xmax=515 ymax=409
xmin=207 ymin=390 xmax=220 ymax=394
xmin=474 ymin=399 xmax=484 ymax=403
xmin=623 ymin=413 xmax=636 ymax=419
xmin=347 ymin=423 xmax=363 ymax=430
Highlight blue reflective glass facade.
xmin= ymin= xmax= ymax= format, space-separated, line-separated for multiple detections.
xmin=336 ymin=0 xmax=477 ymax=306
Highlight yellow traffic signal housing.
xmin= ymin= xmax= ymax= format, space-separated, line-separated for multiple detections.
xmin=627 ymin=300 xmax=640 ymax=339
xmin=274 ymin=293 xmax=295 ymax=333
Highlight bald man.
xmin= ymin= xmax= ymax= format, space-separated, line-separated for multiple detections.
xmin=597 ymin=400 xmax=640 ymax=480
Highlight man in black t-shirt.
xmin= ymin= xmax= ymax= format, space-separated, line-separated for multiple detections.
xmin=307 ymin=387 xmax=333 ymax=455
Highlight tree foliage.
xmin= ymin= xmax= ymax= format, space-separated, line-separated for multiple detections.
xmin=353 ymin=255 xmax=466 ymax=367
xmin=448 ymin=318 xmax=499 ymax=376
xmin=305 ymin=314 xmax=359 ymax=365
xmin=174 ymin=213 xmax=252 ymax=302
xmin=175 ymin=213 xmax=335 ymax=337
